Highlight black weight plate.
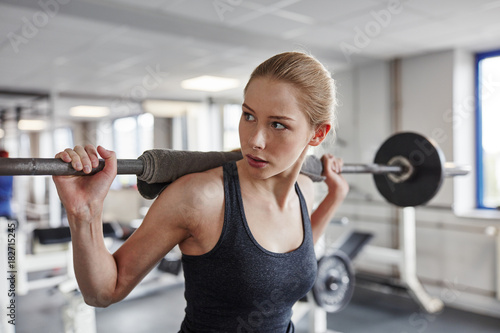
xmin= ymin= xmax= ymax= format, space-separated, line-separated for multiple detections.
xmin=312 ymin=251 xmax=355 ymax=313
xmin=373 ymin=132 xmax=445 ymax=207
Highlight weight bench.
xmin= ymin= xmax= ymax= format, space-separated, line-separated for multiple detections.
xmin=335 ymin=231 xmax=374 ymax=260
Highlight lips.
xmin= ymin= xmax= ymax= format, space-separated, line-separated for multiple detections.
xmin=246 ymin=154 xmax=269 ymax=168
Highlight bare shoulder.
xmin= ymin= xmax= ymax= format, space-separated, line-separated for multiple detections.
xmin=297 ymin=174 xmax=315 ymax=214
xmin=154 ymin=166 xmax=225 ymax=224
xmin=173 ymin=166 xmax=224 ymax=201
xmin=151 ymin=166 xmax=225 ymax=255
xmin=126 ymin=166 xmax=225 ymax=259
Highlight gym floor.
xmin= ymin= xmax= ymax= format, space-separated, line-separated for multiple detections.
xmin=18 ymin=281 xmax=500 ymax=333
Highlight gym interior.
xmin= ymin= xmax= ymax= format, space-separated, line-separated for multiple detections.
xmin=1 ymin=1 xmax=500 ymax=332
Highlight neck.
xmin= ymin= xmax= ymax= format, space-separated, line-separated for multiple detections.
xmin=237 ymin=149 xmax=309 ymax=210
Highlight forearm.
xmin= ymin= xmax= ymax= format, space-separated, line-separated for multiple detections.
xmin=68 ymin=214 xmax=119 ymax=307
xmin=310 ymin=191 xmax=344 ymax=244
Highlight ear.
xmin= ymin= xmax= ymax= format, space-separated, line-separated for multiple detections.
xmin=309 ymin=123 xmax=331 ymax=147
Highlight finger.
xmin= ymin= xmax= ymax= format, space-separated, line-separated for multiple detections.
xmin=321 ymin=154 xmax=334 ymax=175
xmin=337 ymin=158 xmax=344 ymax=173
xmin=331 ymin=157 xmax=342 ymax=173
xmin=84 ymin=144 xmax=100 ymax=169
xmin=64 ymin=147 xmax=84 ymax=171
xmin=73 ymin=145 xmax=94 ymax=174
xmin=324 ymin=155 xmax=342 ymax=174
xmin=332 ymin=164 xmax=340 ymax=174
xmin=321 ymin=154 xmax=333 ymax=163
xmin=55 ymin=150 xmax=72 ymax=163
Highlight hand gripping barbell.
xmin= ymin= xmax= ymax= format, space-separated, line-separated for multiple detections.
xmin=0 ymin=132 xmax=469 ymax=207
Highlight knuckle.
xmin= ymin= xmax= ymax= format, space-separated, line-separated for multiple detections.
xmin=64 ymin=149 xmax=77 ymax=158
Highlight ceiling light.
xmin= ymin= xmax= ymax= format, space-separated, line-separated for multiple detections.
xmin=181 ymin=75 xmax=240 ymax=92
xmin=70 ymin=105 xmax=110 ymax=118
xmin=143 ymin=100 xmax=201 ymax=118
xmin=18 ymin=119 xmax=46 ymax=131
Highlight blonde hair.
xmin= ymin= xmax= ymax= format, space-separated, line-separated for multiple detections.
xmin=244 ymin=51 xmax=337 ymax=137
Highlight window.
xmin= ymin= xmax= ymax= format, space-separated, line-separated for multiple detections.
xmin=223 ymin=104 xmax=241 ymax=151
xmin=476 ymin=50 xmax=500 ymax=209
xmin=112 ymin=113 xmax=154 ymax=188
xmin=53 ymin=128 xmax=74 ymax=154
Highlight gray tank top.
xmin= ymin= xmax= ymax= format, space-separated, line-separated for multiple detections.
xmin=180 ymin=161 xmax=317 ymax=332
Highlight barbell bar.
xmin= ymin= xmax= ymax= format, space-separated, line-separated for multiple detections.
xmin=0 ymin=157 xmax=467 ymax=177
xmin=0 ymin=158 xmax=142 ymax=176
xmin=0 ymin=132 xmax=470 ymax=207
xmin=0 ymin=159 xmax=406 ymax=176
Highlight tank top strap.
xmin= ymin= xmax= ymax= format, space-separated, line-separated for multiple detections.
xmin=294 ymin=181 xmax=312 ymax=244
xmin=223 ymin=161 xmax=313 ymax=254
xmin=222 ymin=161 xmax=242 ymax=235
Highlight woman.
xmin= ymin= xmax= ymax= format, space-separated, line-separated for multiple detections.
xmin=53 ymin=51 xmax=349 ymax=332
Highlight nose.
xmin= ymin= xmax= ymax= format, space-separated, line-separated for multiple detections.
xmin=248 ymin=126 xmax=266 ymax=150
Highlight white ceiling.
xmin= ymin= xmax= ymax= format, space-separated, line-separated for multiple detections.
xmin=1 ymin=0 xmax=500 ymax=116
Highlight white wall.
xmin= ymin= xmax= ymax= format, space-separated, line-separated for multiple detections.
xmin=329 ymin=49 xmax=500 ymax=318
xmin=400 ymin=50 xmax=455 ymax=206
xmin=322 ymin=61 xmax=393 ymax=204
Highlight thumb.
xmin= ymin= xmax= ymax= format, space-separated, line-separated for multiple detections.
xmin=321 ymin=154 xmax=333 ymax=174
xmin=97 ymin=146 xmax=117 ymax=175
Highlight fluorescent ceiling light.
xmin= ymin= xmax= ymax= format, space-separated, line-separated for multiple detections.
xmin=70 ymin=105 xmax=110 ymax=118
xmin=18 ymin=119 xmax=46 ymax=131
xmin=181 ymin=75 xmax=240 ymax=92
xmin=143 ymin=100 xmax=202 ymax=118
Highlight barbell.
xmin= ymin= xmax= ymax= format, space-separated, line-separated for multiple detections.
xmin=0 ymin=132 xmax=471 ymax=313
xmin=0 ymin=132 xmax=469 ymax=207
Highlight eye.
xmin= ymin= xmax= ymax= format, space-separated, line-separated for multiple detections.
xmin=243 ymin=112 xmax=255 ymax=121
xmin=272 ymin=122 xmax=287 ymax=130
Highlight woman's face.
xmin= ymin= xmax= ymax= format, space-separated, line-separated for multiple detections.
xmin=239 ymin=77 xmax=318 ymax=180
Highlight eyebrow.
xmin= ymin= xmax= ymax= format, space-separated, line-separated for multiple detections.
xmin=242 ymin=103 xmax=295 ymax=121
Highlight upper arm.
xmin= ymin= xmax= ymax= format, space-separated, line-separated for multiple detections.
xmin=110 ymin=172 xmax=215 ymax=301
